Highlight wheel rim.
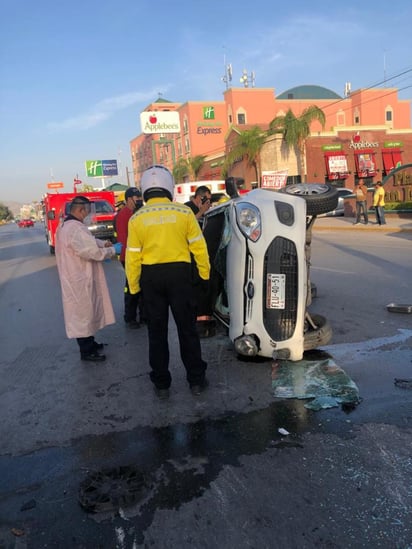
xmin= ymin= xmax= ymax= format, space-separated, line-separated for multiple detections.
xmin=285 ymin=184 xmax=330 ymax=196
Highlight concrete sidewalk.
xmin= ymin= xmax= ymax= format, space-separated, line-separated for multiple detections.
xmin=313 ymin=213 xmax=412 ymax=232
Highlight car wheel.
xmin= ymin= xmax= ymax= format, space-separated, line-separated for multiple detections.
xmin=303 ymin=313 xmax=332 ymax=350
xmin=279 ymin=183 xmax=339 ymax=216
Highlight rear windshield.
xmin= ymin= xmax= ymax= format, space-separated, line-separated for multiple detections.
xmin=65 ymin=200 xmax=115 ymax=215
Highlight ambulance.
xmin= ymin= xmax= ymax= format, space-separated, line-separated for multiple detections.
xmin=174 ymin=180 xmax=227 ymax=205
xmin=42 ymin=191 xmax=116 ymax=255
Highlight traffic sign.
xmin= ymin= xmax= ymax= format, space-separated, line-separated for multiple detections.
xmin=47 ymin=182 xmax=64 ymax=189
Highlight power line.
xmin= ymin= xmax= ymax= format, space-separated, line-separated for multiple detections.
xmin=320 ymin=67 xmax=412 ymax=113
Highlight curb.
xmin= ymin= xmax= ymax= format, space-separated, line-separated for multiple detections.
xmin=313 ymin=224 xmax=412 ymax=233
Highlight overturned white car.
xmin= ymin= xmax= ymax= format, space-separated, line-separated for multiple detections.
xmin=200 ymin=180 xmax=339 ymax=361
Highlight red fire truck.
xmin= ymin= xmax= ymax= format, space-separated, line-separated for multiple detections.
xmin=42 ymin=191 xmax=116 ymax=255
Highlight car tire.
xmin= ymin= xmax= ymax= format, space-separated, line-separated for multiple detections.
xmin=303 ymin=313 xmax=332 ymax=350
xmin=279 ymin=183 xmax=339 ymax=216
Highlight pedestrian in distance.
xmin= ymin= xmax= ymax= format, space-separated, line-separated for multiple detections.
xmin=126 ymin=165 xmax=211 ymax=399
xmin=373 ymin=181 xmax=386 ymax=225
xmin=353 ymin=180 xmax=369 ymax=224
xmin=55 ymin=196 xmax=122 ymax=362
xmin=184 ymin=185 xmax=212 ymax=228
xmin=114 ymin=187 xmax=146 ymax=329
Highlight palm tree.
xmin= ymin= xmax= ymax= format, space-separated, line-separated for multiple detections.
xmin=188 ymin=155 xmax=206 ymax=179
xmin=268 ymin=106 xmax=325 ymax=182
xmin=172 ymin=158 xmax=189 ymax=183
xmin=172 ymin=155 xmax=206 ymax=183
xmin=225 ymin=126 xmax=266 ymax=185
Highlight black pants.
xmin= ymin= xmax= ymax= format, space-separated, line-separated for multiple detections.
xmin=77 ymin=336 xmax=96 ymax=355
xmin=121 ymin=261 xmax=145 ymax=322
xmin=141 ymin=262 xmax=207 ymax=389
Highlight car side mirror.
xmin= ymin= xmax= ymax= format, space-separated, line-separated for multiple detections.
xmin=225 ymin=177 xmax=239 ymax=199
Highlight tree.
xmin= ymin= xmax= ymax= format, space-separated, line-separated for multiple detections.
xmin=172 ymin=155 xmax=206 ymax=183
xmin=188 ymin=155 xmax=206 ymax=179
xmin=268 ymin=106 xmax=326 ymax=182
xmin=224 ymin=126 xmax=266 ymax=185
xmin=173 ymin=158 xmax=190 ymax=183
xmin=0 ymin=202 xmax=13 ymax=222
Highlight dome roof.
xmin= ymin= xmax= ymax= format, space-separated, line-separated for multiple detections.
xmin=277 ymin=85 xmax=341 ymax=100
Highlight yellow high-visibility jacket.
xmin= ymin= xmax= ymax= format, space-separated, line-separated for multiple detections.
xmin=125 ymin=197 xmax=210 ymax=294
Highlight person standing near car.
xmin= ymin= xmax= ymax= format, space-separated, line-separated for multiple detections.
xmin=114 ymin=187 xmax=145 ymax=328
xmin=185 ymin=185 xmax=214 ymax=333
xmin=353 ymin=180 xmax=369 ymax=224
xmin=373 ymin=181 xmax=386 ymax=225
xmin=55 ymin=196 xmax=122 ymax=362
xmin=126 ymin=165 xmax=210 ymax=399
xmin=184 ymin=185 xmax=212 ymax=228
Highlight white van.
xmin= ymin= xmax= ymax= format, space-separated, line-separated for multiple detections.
xmin=174 ymin=181 xmax=227 ymax=204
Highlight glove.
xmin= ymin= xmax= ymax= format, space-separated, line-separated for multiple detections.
xmin=113 ymin=242 xmax=122 ymax=254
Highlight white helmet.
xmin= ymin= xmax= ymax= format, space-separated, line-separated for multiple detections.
xmin=140 ymin=165 xmax=174 ymax=201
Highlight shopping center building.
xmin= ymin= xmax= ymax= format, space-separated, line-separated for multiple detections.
xmin=129 ymin=83 xmax=412 ymax=205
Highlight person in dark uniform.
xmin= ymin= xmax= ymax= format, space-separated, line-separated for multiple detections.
xmin=184 ymin=185 xmax=212 ymax=228
xmin=114 ymin=187 xmax=145 ymax=328
xmin=125 ymin=165 xmax=211 ymax=399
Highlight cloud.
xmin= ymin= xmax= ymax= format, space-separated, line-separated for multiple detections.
xmin=47 ymin=88 xmax=169 ymax=132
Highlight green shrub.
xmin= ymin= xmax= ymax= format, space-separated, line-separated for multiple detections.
xmin=384 ymin=202 xmax=412 ymax=211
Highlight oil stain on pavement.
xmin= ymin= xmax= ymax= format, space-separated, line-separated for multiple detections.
xmin=0 ymin=396 xmax=346 ymax=547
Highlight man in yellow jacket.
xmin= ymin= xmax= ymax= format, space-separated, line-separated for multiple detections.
xmin=373 ymin=181 xmax=386 ymax=225
xmin=126 ymin=165 xmax=211 ymax=399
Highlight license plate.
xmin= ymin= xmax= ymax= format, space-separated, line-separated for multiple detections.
xmin=266 ymin=273 xmax=285 ymax=309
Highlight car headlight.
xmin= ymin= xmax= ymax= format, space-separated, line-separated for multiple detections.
xmin=235 ymin=202 xmax=261 ymax=242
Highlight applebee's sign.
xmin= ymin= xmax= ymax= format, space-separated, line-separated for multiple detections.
xmin=140 ymin=111 xmax=180 ymax=134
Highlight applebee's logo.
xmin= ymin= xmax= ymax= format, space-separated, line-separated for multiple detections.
xmin=144 ymin=112 xmax=179 ymax=132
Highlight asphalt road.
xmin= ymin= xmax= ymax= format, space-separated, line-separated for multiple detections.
xmin=0 ymin=220 xmax=411 ymax=549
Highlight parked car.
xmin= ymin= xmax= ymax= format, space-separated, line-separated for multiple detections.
xmin=200 ymin=181 xmax=338 ymax=361
xmin=18 ymin=219 xmax=34 ymax=228
xmin=321 ymin=187 xmax=354 ymax=216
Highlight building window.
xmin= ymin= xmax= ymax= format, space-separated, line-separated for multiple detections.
xmin=382 ymin=148 xmax=402 ymax=174
xmin=237 ymin=112 xmax=246 ymax=125
xmin=354 ymin=108 xmax=360 ymax=125
xmin=183 ymin=118 xmax=188 ymax=133
xmin=185 ymin=137 xmax=190 ymax=154
xmin=354 ymin=151 xmax=377 ymax=178
xmin=385 ymin=108 xmax=393 ymax=122
xmin=229 ymin=114 xmax=232 ymax=124
xmin=324 ymin=152 xmax=349 ymax=180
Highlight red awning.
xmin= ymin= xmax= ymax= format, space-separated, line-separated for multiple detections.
xmin=382 ymin=149 xmax=402 ymax=174
xmin=354 ymin=150 xmax=377 ymax=178
xmin=324 ymin=152 xmax=349 ymax=180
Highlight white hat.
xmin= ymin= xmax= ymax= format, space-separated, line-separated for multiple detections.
xmin=140 ymin=165 xmax=174 ymax=201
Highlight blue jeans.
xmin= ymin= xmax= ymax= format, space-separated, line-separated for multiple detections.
xmin=375 ymin=206 xmax=386 ymax=225
xmin=355 ymin=201 xmax=368 ymax=223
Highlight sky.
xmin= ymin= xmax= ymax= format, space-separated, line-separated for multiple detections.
xmin=1 ymin=0 xmax=412 ymax=204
